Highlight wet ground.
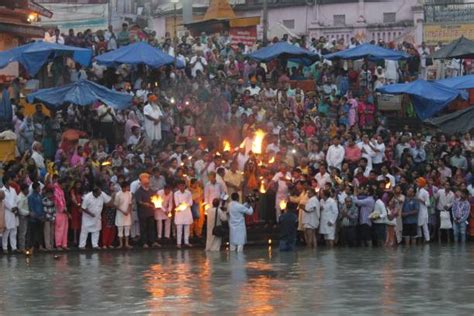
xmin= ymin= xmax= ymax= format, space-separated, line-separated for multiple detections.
xmin=1 ymin=245 xmax=474 ymax=315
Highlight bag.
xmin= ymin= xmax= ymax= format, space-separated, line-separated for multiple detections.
xmin=440 ymin=210 xmax=452 ymax=229
xmin=426 ymin=58 xmax=433 ymax=67
xmin=212 ymin=207 xmax=227 ymax=237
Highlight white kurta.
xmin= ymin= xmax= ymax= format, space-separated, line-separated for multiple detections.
xmin=326 ymin=145 xmax=345 ymax=170
xmin=319 ymin=198 xmax=338 ymax=236
xmin=173 ymin=190 xmax=193 ymax=225
xmin=81 ymin=192 xmax=111 ymax=233
xmin=303 ymin=196 xmax=320 ymax=229
xmin=205 ymin=207 xmax=228 ymax=251
xmin=155 ymin=189 xmax=173 ymax=220
xmin=143 ymin=103 xmax=163 ymax=141
xmin=228 ymin=201 xmax=253 ymax=246
xmin=417 ymin=188 xmax=430 ymax=226
xmin=0 ymin=186 xmax=18 ymax=229
xmin=114 ymin=190 xmax=132 ymax=226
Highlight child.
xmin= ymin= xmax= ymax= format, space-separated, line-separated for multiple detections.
xmin=42 ymin=187 xmax=56 ymax=250
xmin=114 ymin=181 xmax=132 ymax=249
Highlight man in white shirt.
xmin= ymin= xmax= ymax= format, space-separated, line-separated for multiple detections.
xmin=370 ymin=135 xmax=386 ymax=172
xmin=314 ymin=165 xmax=332 ymax=189
xmin=204 ymin=172 xmax=226 ymax=207
xmin=326 ymin=138 xmax=345 ymax=170
xmin=31 ymin=141 xmax=46 ymax=170
xmin=189 ymin=50 xmax=208 ymax=78
xmin=80 ymin=187 xmax=112 ymax=249
xmin=1 ymin=174 xmax=19 ymax=253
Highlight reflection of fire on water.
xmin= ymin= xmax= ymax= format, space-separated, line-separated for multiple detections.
xmin=151 ymin=195 xmax=163 ymax=208
xmin=251 ymin=129 xmax=266 ymax=154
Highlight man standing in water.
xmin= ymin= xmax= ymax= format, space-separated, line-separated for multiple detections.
xmin=228 ymin=192 xmax=253 ymax=252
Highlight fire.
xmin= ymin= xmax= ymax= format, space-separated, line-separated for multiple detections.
xmin=268 ymin=156 xmax=275 ymax=164
xmin=151 ymin=195 xmax=163 ymax=209
xmin=259 ymin=181 xmax=266 ymax=194
xmin=176 ymin=202 xmax=189 ymax=212
xmin=385 ymin=182 xmax=392 ymax=190
xmin=258 ymin=161 xmax=263 ymax=167
xmin=279 ymin=200 xmax=287 ymax=210
xmin=251 ymin=129 xmax=266 ymax=154
xmin=223 ymin=140 xmax=231 ymax=152
xmin=101 ymin=161 xmax=112 ymax=166
xmin=315 ymin=187 xmax=320 ymax=193
xmin=198 ymin=137 xmax=202 ymax=142
xmin=167 ymin=212 xmax=172 ymax=218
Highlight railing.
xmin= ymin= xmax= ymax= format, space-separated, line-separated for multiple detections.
xmin=424 ymin=3 xmax=474 ymax=23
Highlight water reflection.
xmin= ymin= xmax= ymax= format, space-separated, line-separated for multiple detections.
xmin=1 ymin=246 xmax=474 ymax=314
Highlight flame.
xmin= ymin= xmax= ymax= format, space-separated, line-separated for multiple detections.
xmin=101 ymin=161 xmax=112 ymax=166
xmin=315 ymin=187 xmax=320 ymax=193
xmin=223 ymin=140 xmax=231 ymax=152
xmin=385 ymin=182 xmax=392 ymax=190
xmin=268 ymin=156 xmax=275 ymax=164
xmin=259 ymin=181 xmax=266 ymax=194
xmin=151 ymin=195 xmax=163 ymax=209
xmin=251 ymin=129 xmax=266 ymax=154
xmin=167 ymin=212 xmax=172 ymax=218
xmin=239 ymin=141 xmax=245 ymax=149
xmin=258 ymin=161 xmax=263 ymax=167
xmin=268 ymin=239 xmax=272 ymax=245
xmin=198 ymin=137 xmax=202 ymax=142
xmin=203 ymin=203 xmax=211 ymax=215
xmin=176 ymin=202 xmax=189 ymax=212
xmin=279 ymin=200 xmax=287 ymax=210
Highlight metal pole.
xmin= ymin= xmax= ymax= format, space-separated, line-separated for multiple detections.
xmin=174 ymin=3 xmax=177 ymax=39
xmin=108 ymin=0 xmax=112 ymax=27
xmin=262 ymin=0 xmax=268 ymax=45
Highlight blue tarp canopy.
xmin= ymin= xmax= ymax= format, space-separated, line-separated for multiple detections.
xmin=95 ymin=41 xmax=183 ymax=68
xmin=324 ymin=43 xmax=410 ymax=61
xmin=437 ymin=74 xmax=474 ymax=90
xmin=376 ymin=80 xmax=467 ymax=120
xmin=0 ymin=41 xmax=92 ymax=76
xmin=27 ymin=80 xmax=133 ymax=110
xmin=248 ymin=42 xmax=320 ymax=66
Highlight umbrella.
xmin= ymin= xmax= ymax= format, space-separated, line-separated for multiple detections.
xmin=324 ymin=43 xmax=410 ymax=61
xmin=425 ymin=106 xmax=474 ymax=135
xmin=95 ymin=41 xmax=184 ymax=68
xmin=376 ymin=80 xmax=467 ymax=120
xmin=0 ymin=41 xmax=92 ymax=76
xmin=437 ymin=74 xmax=474 ymax=90
xmin=431 ymin=36 xmax=474 ymax=60
xmin=27 ymin=80 xmax=133 ymax=110
xmin=248 ymin=42 xmax=320 ymax=66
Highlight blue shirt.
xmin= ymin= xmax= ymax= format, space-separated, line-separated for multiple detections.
xmin=402 ymin=197 xmax=419 ymax=224
xmin=28 ymin=192 xmax=44 ymax=222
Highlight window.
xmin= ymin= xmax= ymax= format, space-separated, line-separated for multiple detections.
xmin=383 ymin=12 xmax=396 ymax=23
xmin=282 ymin=19 xmax=295 ymax=29
xmin=333 ymin=14 xmax=345 ymax=26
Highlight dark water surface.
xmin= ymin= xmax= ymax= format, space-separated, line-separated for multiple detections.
xmin=1 ymin=245 xmax=474 ymax=315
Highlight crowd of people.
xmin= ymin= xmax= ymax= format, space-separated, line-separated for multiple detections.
xmin=0 ymin=23 xmax=473 ymax=255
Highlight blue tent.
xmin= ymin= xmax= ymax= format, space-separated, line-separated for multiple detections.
xmin=0 ymin=89 xmax=12 ymax=123
xmin=324 ymin=43 xmax=410 ymax=61
xmin=248 ymin=42 xmax=320 ymax=66
xmin=95 ymin=41 xmax=183 ymax=68
xmin=27 ymin=80 xmax=132 ymax=110
xmin=437 ymin=75 xmax=474 ymax=90
xmin=0 ymin=41 xmax=92 ymax=76
xmin=376 ymin=80 xmax=467 ymax=120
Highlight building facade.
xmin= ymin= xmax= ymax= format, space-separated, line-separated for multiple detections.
xmin=146 ymin=0 xmax=424 ymax=45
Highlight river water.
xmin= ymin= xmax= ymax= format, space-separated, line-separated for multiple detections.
xmin=1 ymin=245 xmax=473 ymax=315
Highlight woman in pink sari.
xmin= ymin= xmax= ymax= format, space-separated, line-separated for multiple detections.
xmin=53 ymin=176 xmax=69 ymax=250
xmin=70 ymin=146 xmax=85 ymax=167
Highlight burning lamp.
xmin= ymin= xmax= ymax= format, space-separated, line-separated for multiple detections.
xmin=176 ymin=202 xmax=189 ymax=212
xmin=170 ymin=97 xmax=176 ymax=104
xmin=223 ymin=140 xmax=231 ymax=152
xmin=279 ymin=200 xmax=287 ymax=210
xmin=268 ymin=239 xmax=272 ymax=245
xmin=259 ymin=181 xmax=266 ymax=194
xmin=385 ymin=182 xmax=392 ymax=190
xmin=151 ymin=195 xmax=163 ymax=209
